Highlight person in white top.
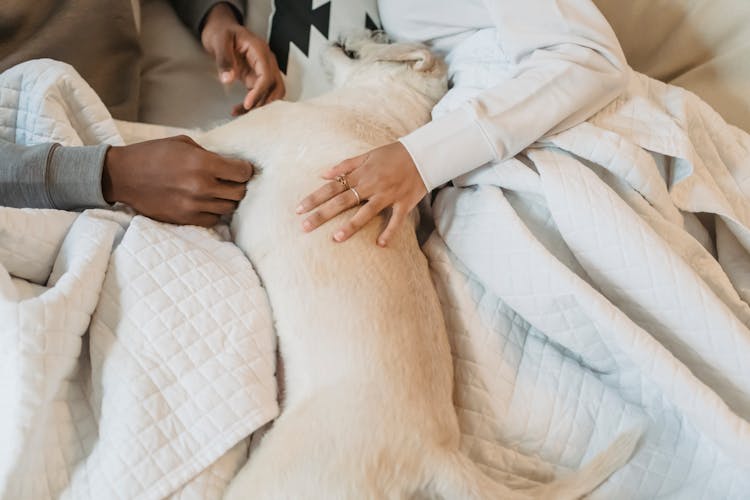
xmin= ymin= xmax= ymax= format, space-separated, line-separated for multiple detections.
xmin=296 ymin=0 xmax=628 ymax=246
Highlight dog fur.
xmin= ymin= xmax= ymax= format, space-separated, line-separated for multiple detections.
xmin=197 ymin=37 xmax=639 ymax=500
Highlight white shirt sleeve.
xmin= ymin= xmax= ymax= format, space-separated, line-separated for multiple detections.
xmin=399 ymin=0 xmax=628 ymax=191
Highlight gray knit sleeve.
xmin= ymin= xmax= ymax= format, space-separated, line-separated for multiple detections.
xmin=0 ymin=139 xmax=110 ymax=210
xmin=169 ymin=0 xmax=246 ymax=37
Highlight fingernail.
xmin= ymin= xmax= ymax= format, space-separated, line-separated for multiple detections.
xmin=220 ymin=71 xmax=232 ymax=83
xmin=302 ymin=220 xmax=312 ymax=231
xmin=296 ymin=205 xmax=304 ymax=214
xmin=334 ymin=231 xmax=345 ymax=242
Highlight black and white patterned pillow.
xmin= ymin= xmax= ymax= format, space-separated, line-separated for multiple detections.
xmin=268 ymin=0 xmax=381 ymax=101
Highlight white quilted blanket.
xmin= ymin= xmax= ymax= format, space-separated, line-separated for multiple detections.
xmin=425 ymin=32 xmax=750 ymax=499
xmin=4 ymin=53 xmax=750 ymax=500
xmin=0 ymin=60 xmax=278 ymax=500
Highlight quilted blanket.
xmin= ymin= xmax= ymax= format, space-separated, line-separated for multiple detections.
xmin=425 ymin=36 xmax=750 ymax=499
xmin=0 ymin=60 xmax=278 ymax=499
xmin=4 ymin=53 xmax=750 ymax=499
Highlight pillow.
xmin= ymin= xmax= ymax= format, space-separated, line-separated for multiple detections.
xmin=594 ymin=0 xmax=750 ymax=132
xmin=267 ymin=0 xmax=381 ymax=101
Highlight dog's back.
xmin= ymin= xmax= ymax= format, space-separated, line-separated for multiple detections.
xmin=201 ymin=38 xmax=639 ymax=500
xmin=198 ymin=39 xmax=460 ymax=498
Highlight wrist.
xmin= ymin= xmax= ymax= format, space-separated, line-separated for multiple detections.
xmin=201 ymin=3 xmax=240 ymax=47
xmin=102 ymin=145 xmax=125 ymax=204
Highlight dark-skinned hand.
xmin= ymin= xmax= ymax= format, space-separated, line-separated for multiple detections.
xmin=201 ymin=2 xmax=285 ymax=114
xmin=102 ymin=135 xmax=253 ymax=227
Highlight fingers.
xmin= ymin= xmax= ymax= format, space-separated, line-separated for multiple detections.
xmin=207 ymin=29 xmax=283 ymax=112
xmin=170 ymin=136 xmax=252 ymax=184
xmin=266 ymin=79 xmax=285 ymax=104
xmin=267 ymin=62 xmax=286 ymax=103
xmin=233 ymin=66 xmax=279 ymax=112
xmin=238 ymin=36 xmax=285 ymax=110
xmin=323 ymin=155 xmax=366 ymax=180
xmin=215 ymin=33 xmax=239 ymax=84
xmin=301 ymin=188 xmax=362 ymax=233
xmin=183 ymin=198 xmax=239 ymax=227
xmin=190 ymin=212 xmax=222 ymax=228
xmin=173 ymin=191 xmax=241 ymax=228
xmin=295 ymin=142 xmax=424 ymax=245
xmin=176 ymin=138 xmax=253 ymax=183
xmin=209 ymin=179 xmax=247 ymax=202
xmin=199 ymin=198 xmax=239 ymax=216
xmin=241 ymin=48 xmax=273 ymax=110
xmin=254 ymin=70 xmax=285 ymax=107
xmin=119 ymin=135 xmax=253 ymax=229
xmin=306 ymin=200 xmax=408 ymax=246
xmin=231 ymin=103 xmax=248 ymax=116
xmin=377 ymin=205 xmax=408 ymax=247
xmin=246 ymin=60 xmax=285 ymax=109
xmin=332 ymin=201 xmax=382 ymax=242
xmin=242 ymin=74 xmax=272 ymax=110
xmin=296 ymin=180 xmax=347 ymax=214
xmin=212 ymin=156 xmax=254 ymax=183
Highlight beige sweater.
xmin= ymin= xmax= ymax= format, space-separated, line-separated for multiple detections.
xmin=0 ymin=0 xmax=142 ymax=120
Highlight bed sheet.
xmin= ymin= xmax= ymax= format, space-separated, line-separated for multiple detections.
xmin=424 ymin=64 xmax=750 ymax=498
xmin=0 ymin=59 xmax=278 ymax=500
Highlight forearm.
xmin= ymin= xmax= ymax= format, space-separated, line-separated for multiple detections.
xmin=400 ymin=0 xmax=628 ymax=191
xmin=168 ymin=0 xmax=245 ymax=36
xmin=0 ymin=140 xmax=110 ymax=210
xmin=455 ymin=42 xmax=627 ymax=160
xmin=402 ymin=50 xmax=627 ymax=190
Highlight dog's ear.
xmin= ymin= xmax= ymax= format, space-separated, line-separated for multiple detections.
xmin=365 ymin=44 xmax=436 ymax=72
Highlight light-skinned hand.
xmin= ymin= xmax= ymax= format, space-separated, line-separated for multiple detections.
xmin=296 ymin=142 xmax=427 ymax=247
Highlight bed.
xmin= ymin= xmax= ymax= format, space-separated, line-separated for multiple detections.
xmin=1 ymin=0 xmax=749 ymax=498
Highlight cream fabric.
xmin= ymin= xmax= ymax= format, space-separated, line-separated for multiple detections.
xmin=427 ymin=63 xmax=750 ymax=498
xmin=595 ymin=0 xmax=750 ymax=132
xmin=0 ymin=59 xmax=278 ymax=500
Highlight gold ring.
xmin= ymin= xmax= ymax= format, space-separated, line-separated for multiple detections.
xmin=335 ymin=175 xmax=350 ymax=190
xmin=350 ymin=187 xmax=361 ymax=205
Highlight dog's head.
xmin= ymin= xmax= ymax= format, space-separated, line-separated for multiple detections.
xmin=324 ymin=32 xmax=447 ymax=103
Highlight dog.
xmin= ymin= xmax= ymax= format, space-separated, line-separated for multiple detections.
xmin=198 ymin=36 xmax=640 ymax=499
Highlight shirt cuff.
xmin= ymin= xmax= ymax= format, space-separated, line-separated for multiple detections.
xmin=0 ymin=142 xmax=55 ymax=208
xmin=399 ymin=107 xmax=498 ymax=191
xmin=47 ymin=144 xmax=111 ymax=210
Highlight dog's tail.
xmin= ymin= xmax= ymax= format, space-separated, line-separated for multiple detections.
xmin=427 ymin=428 xmax=642 ymax=500
xmin=528 ymin=428 xmax=642 ymax=499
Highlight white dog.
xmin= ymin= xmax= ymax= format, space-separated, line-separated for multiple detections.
xmin=198 ymin=37 xmax=639 ymax=499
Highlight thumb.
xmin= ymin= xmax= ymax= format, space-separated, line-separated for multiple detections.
xmin=215 ymin=34 xmax=238 ymax=84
